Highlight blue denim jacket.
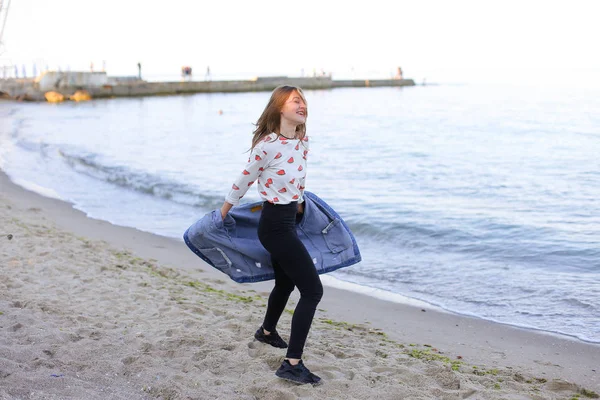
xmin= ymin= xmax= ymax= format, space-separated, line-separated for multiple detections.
xmin=183 ymin=191 xmax=361 ymax=283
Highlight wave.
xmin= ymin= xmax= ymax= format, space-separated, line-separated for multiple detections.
xmin=57 ymin=149 xmax=225 ymax=210
xmin=346 ymin=217 xmax=599 ymax=271
xmin=561 ymin=297 xmax=599 ymax=312
xmin=346 ymin=219 xmax=477 ymax=247
xmin=12 ymin=138 xmax=598 ymax=273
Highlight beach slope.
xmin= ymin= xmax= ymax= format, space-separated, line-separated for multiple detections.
xmin=1 ymin=171 xmax=598 ymax=399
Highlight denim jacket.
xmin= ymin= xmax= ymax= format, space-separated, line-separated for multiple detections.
xmin=183 ymin=191 xmax=361 ymax=283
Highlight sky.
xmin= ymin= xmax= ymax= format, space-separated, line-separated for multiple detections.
xmin=1 ymin=0 xmax=600 ymax=86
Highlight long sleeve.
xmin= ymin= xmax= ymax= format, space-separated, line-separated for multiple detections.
xmin=298 ymin=175 xmax=306 ymax=204
xmin=297 ymin=138 xmax=309 ymax=204
xmin=225 ymin=145 xmax=270 ymax=206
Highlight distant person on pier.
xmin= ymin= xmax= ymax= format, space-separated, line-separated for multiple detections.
xmin=395 ymin=66 xmax=403 ymax=80
xmin=137 ymin=62 xmax=142 ymax=80
xmin=205 ymin=66 xmax=211 ymax=81
xmin=181 ymin=66 xmax=192 ymax=81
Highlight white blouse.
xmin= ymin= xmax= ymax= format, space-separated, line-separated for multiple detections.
xmin=225 ymin=133 xmax=309 ymax=206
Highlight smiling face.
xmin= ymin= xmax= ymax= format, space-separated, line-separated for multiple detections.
xmin=251 ymin=86 xmax=309 ymax=148
xmin=280 ymin=90 xmax=307 ymax=126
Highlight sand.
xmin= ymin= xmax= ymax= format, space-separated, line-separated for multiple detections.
xmin=1 ymin=170 xmax=599 ymax=400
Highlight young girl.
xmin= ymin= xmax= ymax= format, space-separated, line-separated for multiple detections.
xmin=220 ymin=85 xmax=323 ymax=385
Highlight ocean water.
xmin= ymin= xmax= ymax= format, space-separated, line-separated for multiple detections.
xmin=1 ymin=84 xmax=599 ymax=343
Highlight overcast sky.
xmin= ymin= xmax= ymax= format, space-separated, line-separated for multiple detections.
xmin=2 ymin=0 xmax=599 ymax=86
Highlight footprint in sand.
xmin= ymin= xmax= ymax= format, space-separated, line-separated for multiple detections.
xmin=534 ymin=359 xmax=562 ymax=368
xmin=182 ymin=319 xmax=199 ymax=329
xmin=314 ymin=366 xmax=354 ymax=380
xmin=188 ymin=306 xmax=207 ymax=315
xmin=205 ymin=278 xmax=226 ymax=285
xmin=290 ymin=385 xmax=323 ymax=398
xmin=68 ymin=333 xmax=84 ymax=342
xmin=248 ymin=386 xmax=296 ymax=400
xmin=191 ymin=349 xmax=210 ymax=361
xmin=246 ymin=342 xmax=284 ymax=369
xmin=89 ymin=331 xmax=102 ymax=340
xmin=247 ymin=341 xmax=268 ymax=358
xmin=547 ymin=379 xmax=578 ymax=391
xmin=219 ymin=321 xmax=244 ymax=334
xmin=263 ymin=354 xmax=285 ymax=369
xmin=42 ymin=349 xmax=54 ymax=358
xmin=460 ymin=388 xmax=478 ymax=398
xmin=428 ymin=367 xmax=461 ymax=390
xmin=139 ymin=342 xmax=152 ymax=353
xmin=325 ymin=347 xmax=351 ymax=359
xmin=220 ymin=343 xmax=236 ymax=351
xmin=10 ymin=323 xmax=23 ymax=332
xmin=371 ymin=366 xmax=406 ymax=375
xmin=121 ymin=355 xmax=138 ymax=365
xmin=212 ymin=309 xmax=227 ymax=317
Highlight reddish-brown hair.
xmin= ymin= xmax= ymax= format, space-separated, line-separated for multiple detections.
xmin=251 ymin=85 xmax=308 ymax=149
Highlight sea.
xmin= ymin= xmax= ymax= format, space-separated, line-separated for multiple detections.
xmin=1 ymin=83 xmax=599 ymax=343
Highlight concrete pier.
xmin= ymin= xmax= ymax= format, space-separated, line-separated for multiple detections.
xmin=0 ymin=72 xmax=415 ymax=102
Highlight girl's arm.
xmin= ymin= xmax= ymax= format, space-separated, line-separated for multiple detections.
xmin=220 ymin=201 xmax=233 ymax=219
xmin=222 ymin=144 xmax=271 ymax=218
xmin=297 ymin=139 xmax=309 ymax=213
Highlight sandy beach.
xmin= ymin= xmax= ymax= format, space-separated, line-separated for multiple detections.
xmin=1 ymin=169 xmax=599 ymax=400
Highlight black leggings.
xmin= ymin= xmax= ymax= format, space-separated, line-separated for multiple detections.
xmin=258 ymin=201 xmax=323 ymax=359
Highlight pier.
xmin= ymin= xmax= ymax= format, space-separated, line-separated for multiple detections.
xmin=0 ymin=72 xmax=415 ymax=102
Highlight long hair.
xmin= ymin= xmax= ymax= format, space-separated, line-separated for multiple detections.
xmin=251 ymin=85 xmax=308 ymax=149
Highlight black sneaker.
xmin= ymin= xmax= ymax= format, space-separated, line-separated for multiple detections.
xmin=254 ymin=326 xmax=288 ymax=348
xmin=275 ymin=359 xmax=322 ymax=385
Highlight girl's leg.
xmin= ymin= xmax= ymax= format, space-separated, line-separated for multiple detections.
xmin=262 ymin=257 xmax=295 ymax=333
xmin=268 ymin=233 xmax=323 ymax=360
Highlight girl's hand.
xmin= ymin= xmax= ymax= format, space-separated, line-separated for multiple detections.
xmin=297 ymin=202 xmax=304 ymax=214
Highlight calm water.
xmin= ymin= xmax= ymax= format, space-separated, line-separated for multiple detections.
xmin=1 ymin=84 xmax=599 ymax=343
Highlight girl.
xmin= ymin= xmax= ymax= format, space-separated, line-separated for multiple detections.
xmin=220 ymin=85 xmax=322 ymax=385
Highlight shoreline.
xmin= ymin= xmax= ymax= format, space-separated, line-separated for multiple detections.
xmin=4 ymin=167 xmax=598 ymax=347
xmin=1 ymin=168 xmax=599 ymax=397
xmin=321 ymin=274 xmax=600 ymax=346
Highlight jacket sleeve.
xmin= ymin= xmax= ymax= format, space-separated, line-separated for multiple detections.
xmin=225 ymin=145 xmax=270 ymax=206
